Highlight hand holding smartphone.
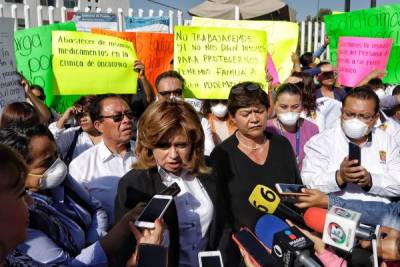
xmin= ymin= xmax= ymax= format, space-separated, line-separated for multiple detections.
xmin=134 ymin=195 xmax=172 ymax=229
xmin=275 ymin=183 xmax=309 ymax=196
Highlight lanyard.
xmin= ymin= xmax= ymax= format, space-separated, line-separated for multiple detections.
xmin=277 ymin=120 xmax=301 ymax=164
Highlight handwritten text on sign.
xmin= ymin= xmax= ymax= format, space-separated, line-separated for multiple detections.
xmin=0 ymin=18 xmax=25 ymax=111
xmin=338 ymin=37 xmax=392 ymax=87
xmin=52 ymin=31 xmax=138 ymax=95
xmin=174 ymin=26 xmax=267 ymax=99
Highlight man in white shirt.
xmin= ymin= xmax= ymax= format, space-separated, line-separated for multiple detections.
xmin=154 ymin=70 xmax=215 ymax=156
xmin=69 ymin=94 xmax=136 ymax=225
xmin=302 ymin=87 xmax=400 ymax=203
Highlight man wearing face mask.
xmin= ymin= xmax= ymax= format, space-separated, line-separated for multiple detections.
xmin=153 ymin=70 xmax=215 ymax=155
xmin=302 ymin=87 xmax=400 ymax=203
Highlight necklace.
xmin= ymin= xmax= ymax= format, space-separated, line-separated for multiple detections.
xmin=236 ymin=131 xmax=266 ymax=150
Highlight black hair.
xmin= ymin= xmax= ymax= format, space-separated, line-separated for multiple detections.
xmin=0 ymin=102 xmax=40 ymax=128
xmin=89 ymin=94 xmax=127 ymax=122
xmin=368 ymin=78 xmax=384 ymax=90
xmin=276 ymin=83 xmax=302 ymax=100
xmin=300 ymin=52 xmax=313 ymax=68
xmin=392 ymin=85 xmax=400 ymax=96
xmin=228 ymin=82 xmax=269 ymax=116
xmin=0 ymin=124 xmax=55 ymax=164
xmin=30 ymin=84 xmax=46 ymax=100
xmin=342 ymin=86 xmax=380 ymax=114
xmin=0 ymin=143 xmax=27 ymax=193
xmin=155 ymin=70 xmax=185 ymax=91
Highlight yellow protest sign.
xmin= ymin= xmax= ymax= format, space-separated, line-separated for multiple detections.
xmin=174 ymin=26 xmax=267 ymax=99
xmin=191 ymin=17 xmax=298 ymax=83
xmin=52 ymin=31 xmax=137 ymax=95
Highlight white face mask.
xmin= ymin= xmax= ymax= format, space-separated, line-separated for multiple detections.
xmin=39 ymin=158 xmax=68 ymax=189
xmin=375 ymin=89 xmax=386 ymax=100
xmin=211 ymin=103 xmax=228 ymax=118
xmin=342 ymin=118 xmax=371 ymax=140
xmin=277 ymin=112 xmax=300 ymax=126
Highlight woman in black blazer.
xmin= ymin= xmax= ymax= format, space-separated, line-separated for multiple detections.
xmin=114 ymin=100 xmax=224 ymax=267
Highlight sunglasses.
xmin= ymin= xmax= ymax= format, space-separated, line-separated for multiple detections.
xmin=320 ymin=71 xmax=335 ymax=78
xmin=99 ymin=110 xmax=134 ymax=122
xmin=231 ymin=83 xmax=260 ymax=94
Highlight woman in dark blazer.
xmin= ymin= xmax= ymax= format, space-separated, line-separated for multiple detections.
xmin=114 ymin=99 xmax=224 ymax=267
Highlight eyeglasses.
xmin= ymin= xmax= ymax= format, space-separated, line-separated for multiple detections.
xmin=158 ymin=89 xmax=183 ymax=97
xmin=231 ymin=83 xmax=260 ymax=94
xmin=99 ymin=110 xmax=134 ymax=122
xmin=342 ymin=109 xmax=376 ymax=122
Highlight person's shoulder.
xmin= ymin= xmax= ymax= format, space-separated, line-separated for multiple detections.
xmin=69 ymin=142 xmax=102 ymax=166
xmin=215 ymin=133 xmax=236 ymax=150
xmin=301 ymin=119 xmax=320 ymax=132
xmin=119 ymin=168 xmax=156 ymax=187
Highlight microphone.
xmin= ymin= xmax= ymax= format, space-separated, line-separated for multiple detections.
xmin=249 ymin=185 xmax=307 ymax=228
xmin=255 ymin=215 xmax=321 ymax=267
xmin=304 ymin=206 xmax=376 ymax=251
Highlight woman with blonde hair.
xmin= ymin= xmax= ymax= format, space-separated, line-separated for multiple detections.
xmin=114 ymin=99 xmax=224 ymax=267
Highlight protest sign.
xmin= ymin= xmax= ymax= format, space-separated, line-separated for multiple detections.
xmin=191 ymin=17 xmax=298 ymax=83
xmin=267 ymin=52 xmax=280 ymax=85
xmin=338 ymin=37 xmax=392 ymax=87
xmin=71 ymin=12 xmax=118 ymax=32
xmin=0 ymin=18 xmax=25 ymax=111
xmin=125 ymin=16 xmax=169 ymax=33
xmin=325 ymin=4 xmax=400 ymax=83
xmin=92 ymin=28 xmax=174 ymax=89
xmin=174 ymin=26 xmax=267 ymax=99
xmin=52 ymin=31 xmax=138 ymax=95
xmin=14 ymin=22 xmax=77 ymax=112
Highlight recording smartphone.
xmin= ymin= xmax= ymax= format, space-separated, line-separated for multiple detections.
xmin=232 ymin=227 xmax=272 ymax=267
xmin=134 ymin=195 xmax=173 ymax=229
xmin=198 ymin=251 xmax=224 ymax=267
xmin=349 ymin=143 xmax=361 ymax=166
xmin=136 ymin=244 xmax=168 ymax=267
xmin=275 ymin=183 xmax=309 ymax=196
xmin=159 ymin=182 xmax=181 ymax=197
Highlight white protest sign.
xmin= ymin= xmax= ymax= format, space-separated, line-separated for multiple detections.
xmin=0 ymin=18 xmax=25 ymax=112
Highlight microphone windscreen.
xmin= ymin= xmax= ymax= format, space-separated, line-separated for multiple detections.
xmin=255 ymin=214 xmax=289 ymax=248
xmin=248 ymin=185 xmax=281 ymax=214
xmin=304 ymin=207 xmax=327 ymax=233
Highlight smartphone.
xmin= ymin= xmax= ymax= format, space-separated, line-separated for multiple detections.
xmin=275 ymin=183 xmax=309 ymax=196
xmin=136 ymin=244 xmax=168 ymax=267
xmin=135 ymin=195 xmax=173 ymax=228
xmin=232 ymin=227 xmax=275 ymax=267
xmin=159 ymin=182 xmax=181 ymax=197
xmin=198 ymin=251 xmax=224 ymax=267
xmin=349 ymin=143 xmax=361 ymax=166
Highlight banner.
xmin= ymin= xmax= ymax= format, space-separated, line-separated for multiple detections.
xmin=52 ymin=31 xmax=138 ymax=95
xmin=92 ymin=28 xmax=174 ymax=89
xmin=338 ymin=37 xmax=392 ymax=87
xmin=125 ymin=16 xmax=169 ymax=33
xmin=267 ymin=52 xmax=280 ymax=85
xmin=191 ymin=17 xmax=298 ymax=83
xmin=0 ymin=18 xmax=25 ymax=111
xmin=71 ymin=12 xmax=118 ymax=32
xmin=174 ymin=26 xmax=267 ymax=99
xmin=325 ymin=4 xmax=400 ymax=83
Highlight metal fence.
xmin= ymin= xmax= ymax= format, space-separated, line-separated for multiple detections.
xmin=0 ymin=3 xmax=329 ymax=59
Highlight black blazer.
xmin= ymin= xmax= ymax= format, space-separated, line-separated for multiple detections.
xmin=113 ymin=167 xmax=224 ymax=267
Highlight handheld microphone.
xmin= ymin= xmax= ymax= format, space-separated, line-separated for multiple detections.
xmin=304 ymin=206 xmax=376 ymax=251
xmin=249 ymin=185 xmax=307 ymax=228
xmin=255 ymin=215 xmax=321 ymax=267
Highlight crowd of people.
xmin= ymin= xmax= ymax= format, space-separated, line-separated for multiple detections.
xmin=0 ymin=35 xmax=400 ymax=267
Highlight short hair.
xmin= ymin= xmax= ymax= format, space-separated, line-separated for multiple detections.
xmin=227 ymin=82 xmax=269 ymax=116
xmin=392 ymin=85 xmax=400 ymax=96
xmin=342 ymin=86 xmax=380 ymax=114
xmin=300 ymin=52 xmax=313 ymax=68
xmin=0 ymin=143 xmax=27 ymax=194
xmin=135 ymin=99 xmax=209 ymax=176
xmin=0 ymin=102 xmax=40 ymax=128
xmin=89 ymin=94 xmax=127 ymax=122
xmin=155 ymin=70 xmax=185 ymax=91
xmin=0 ymin=124 xmax=55 ymax=164
xmin=368 ymin=78 xmax=384 ymax=90
xmin=74 ymin=95 xmax=96 ymax=112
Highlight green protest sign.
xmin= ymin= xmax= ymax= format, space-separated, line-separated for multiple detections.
xmin=14 ymin=22 xmax=80 ymax=112
xmin=325 ymin=4 xmax=400 ymax=83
